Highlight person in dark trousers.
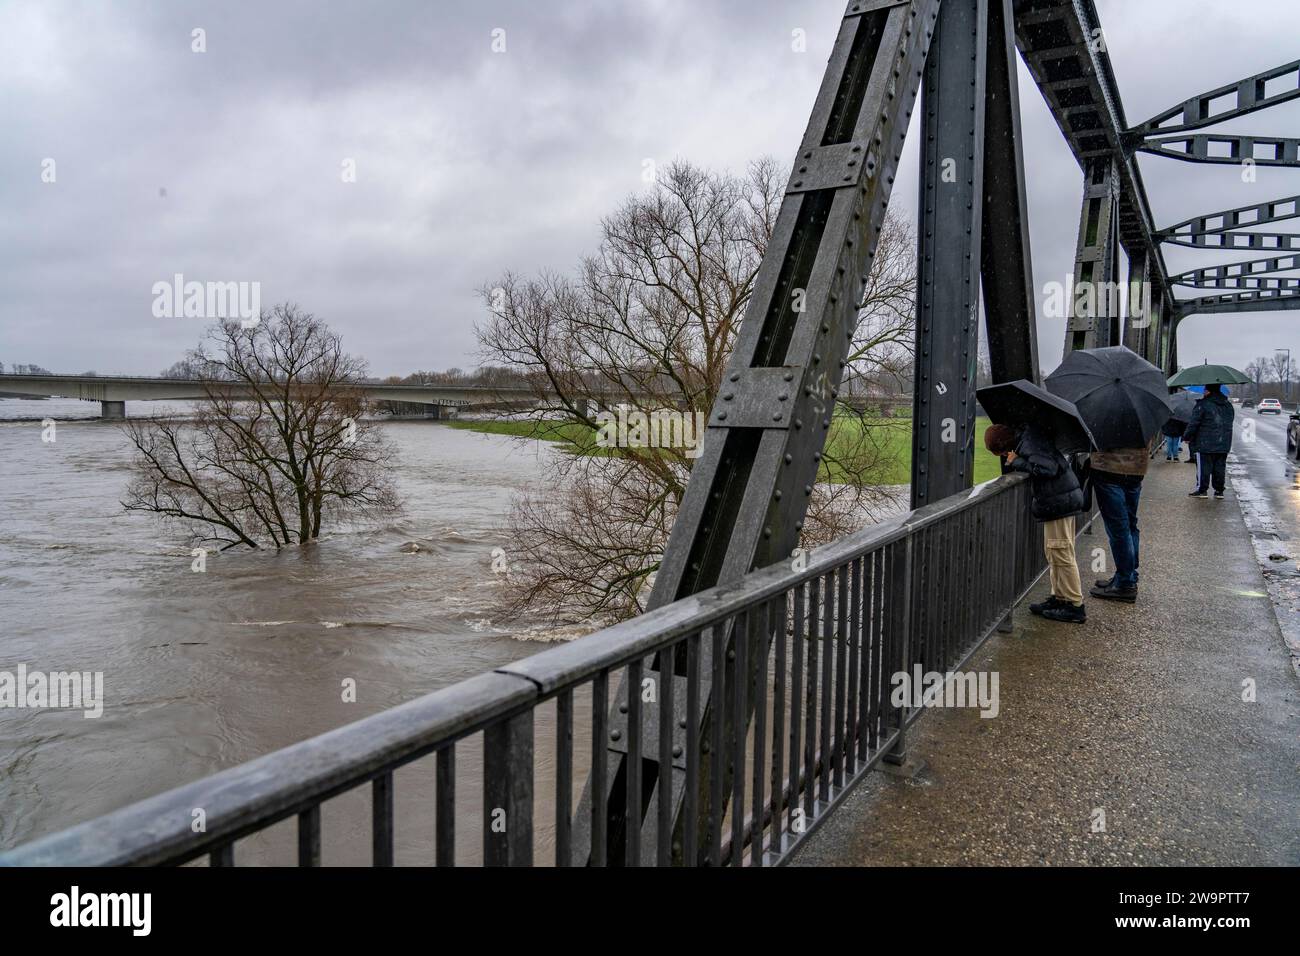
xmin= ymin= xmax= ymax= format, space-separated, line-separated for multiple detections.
xmin=985 ymin=423 xmax=1087 ymax=624
xmin=1161 ymin=417 xmax=1184 ymax=461
xmin=1184 ymin=383 xmax=1235 ymax=499
xmin=1089 ymin=445 xmax=1146 ymax=603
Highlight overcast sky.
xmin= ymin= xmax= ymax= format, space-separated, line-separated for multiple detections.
xmin=2 ymin=0 xmax=1297 ymax=377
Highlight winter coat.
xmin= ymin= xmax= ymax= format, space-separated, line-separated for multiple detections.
xmin=1183 ymin=391 xmax=1234 ymax=454
xmin=1006 ymin=425 xmax=1086 ymax=521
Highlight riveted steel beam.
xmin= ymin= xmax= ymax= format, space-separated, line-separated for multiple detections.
xmin=572 ymin=0 xmax=942 ymax=866
xmin=911 ymin=0 xmax=988 ymax=508
xmin=1013 ymin=0 xmax=1177 ymax=323
xmin=979 ymin=0 xmax=1040 ymax=386
xmin=1122 ymin=248 xmax=1159 ymax=363
xmin=1063 ymin=157 xmax=1122 ymax=354
xmin=1128 ymin=59 xmax=1300 ymax=138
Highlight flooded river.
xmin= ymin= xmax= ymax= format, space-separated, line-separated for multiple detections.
xmin=0 ymin=398 xmax=576 ymax=860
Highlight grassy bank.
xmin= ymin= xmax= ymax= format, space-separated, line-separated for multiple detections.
xmin=448 ymin=416 xmax=1004 ymax=485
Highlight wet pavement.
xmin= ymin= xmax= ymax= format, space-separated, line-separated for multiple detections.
xmin=789 ymin=455 xmax=1300 ymax=866
xmin=1222 ymin=408 xmax=1300 ymax=675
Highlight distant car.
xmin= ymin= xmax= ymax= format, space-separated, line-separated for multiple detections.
xmin=1243 ymin=399 xmax=1256 ymax=408
xmin=1258 ymin=398 xmax=1283 ymax=414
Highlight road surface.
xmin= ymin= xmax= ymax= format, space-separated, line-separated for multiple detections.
xmin=1221 ymin=404 xmax=1300 ymax=674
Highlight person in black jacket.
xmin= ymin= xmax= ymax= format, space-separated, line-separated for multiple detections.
xmin=1183 ymin=384 xmax=1234 ymax=499
xmin=985 ymin=423 xmax=1087 ymax=624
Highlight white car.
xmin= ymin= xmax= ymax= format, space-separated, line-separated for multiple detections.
xmin=1258 ymin=398 xmax=1283 ymax=414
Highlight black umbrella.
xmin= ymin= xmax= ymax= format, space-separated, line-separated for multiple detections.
xmin=1045 ymin=346 xmax=1173 ymax=449
xmin=1167 ymin=390 xmax=1198 ymax=424
xmin=976 ymin=379 xmax=1096 ymax=454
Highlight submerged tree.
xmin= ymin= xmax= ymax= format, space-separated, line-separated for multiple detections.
xmin=124 ymin=304 xmax=400 ymax=548
xmin=479 ymin=159 xmax=916 ymax=624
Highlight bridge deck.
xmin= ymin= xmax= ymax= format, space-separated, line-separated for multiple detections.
xmin=790 ymin=460 xmax=1300 ymax=866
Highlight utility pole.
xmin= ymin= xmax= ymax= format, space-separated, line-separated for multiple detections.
xmin=1277 ymin=348 xmax=1291 ymax=403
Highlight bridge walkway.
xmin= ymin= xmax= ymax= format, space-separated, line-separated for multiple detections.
xmin=790 ymin=460 xmax=1300 ymax=866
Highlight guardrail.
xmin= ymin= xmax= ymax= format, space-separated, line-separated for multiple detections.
xmin=0 ymin=473 xmax=1061 ymax=867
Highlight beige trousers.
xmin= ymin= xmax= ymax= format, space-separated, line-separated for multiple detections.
xmin=1043 ymin=515 xmax=1083 ymax=606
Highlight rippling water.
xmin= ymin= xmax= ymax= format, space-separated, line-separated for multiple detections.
xmin=0 ymin=398 xmax=576 ymax=858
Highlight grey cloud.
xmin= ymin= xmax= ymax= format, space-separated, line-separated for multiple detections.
xmin=1 ymin=0 xmax=1296 ymax=376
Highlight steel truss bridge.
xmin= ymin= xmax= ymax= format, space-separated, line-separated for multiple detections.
xmin=2 ymin=0 xmax=1296 ymax=867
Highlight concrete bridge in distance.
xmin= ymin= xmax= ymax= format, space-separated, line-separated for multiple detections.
xmin=0 ymin=372 xmax=908 ymax=422
xmin=0 ymin=373 xmax=540 ymax=420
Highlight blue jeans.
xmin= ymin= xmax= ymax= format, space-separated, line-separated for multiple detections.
xmin=1164 ymin=434 xmax=1181 ymax=458
xmin=1094 ymin=477 xmax=1141 ymax=589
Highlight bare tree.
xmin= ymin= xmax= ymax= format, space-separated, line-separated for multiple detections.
xmin=478 ymin=159 xmax=916 ymax=624
xmin=123 ymin=305 xmax=400 ymax=549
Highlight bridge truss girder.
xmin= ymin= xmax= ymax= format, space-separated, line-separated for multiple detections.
xmin=1127 ymin=58 xmax=1300 ymax=139
xmin=1137 ymin=133 xmax=1300 ymax=168
xmin=1158 ymin=193 xmax=1300 ymax=241
xmin=574 ymin=0 xmax=1043 ymax=866
xmin=1171 ymin=252 xmax=1300 ymax=290
xmin=1175 ymin=288 xmax=1300 ymax=319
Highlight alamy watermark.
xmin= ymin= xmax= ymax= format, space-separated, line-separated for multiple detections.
xmin=1042 ymin=276 xmax=1153 ymax=327
xmin=0 ymin=665 xmax=103 ymax=718
xmin=594 ymin=405 xmax=706 ymax=459
xmin=50 ymin=886 xmax=150 ymax=936
xmin=152 ymin=273 xmax=261 ymax=328
xmin=890 ymin=664 xmax=999 ymax=718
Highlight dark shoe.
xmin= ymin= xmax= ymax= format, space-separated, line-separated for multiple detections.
xmin=1030 ymin=595 xmax=1067 ymax=616
xmin=1189 ymin=490 xmax=1208 ymax=498
xmin=1090 ymin=583 xmax=1137 ymax=603
xmin=1042 ymin=603 xmax=1086 ymax=624
xmin=1215 ymin=491 xmax=1225 ymax=499
xmin=1166 ymin=455 xmax=1172 ymax=461
xmin=1095 ymin=575 xmax=1114 ymax=589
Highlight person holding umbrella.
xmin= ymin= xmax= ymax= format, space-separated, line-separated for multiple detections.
xmin=1168 ymin=365 xmax=1250 ymax=498
xmin=1046 ymin=347 xmax=1174 ymax=605
xmin=1183 ymin=384 xmax=1235 ymax=498
xmin=977 ymin=380 xmax=1095 ymax=624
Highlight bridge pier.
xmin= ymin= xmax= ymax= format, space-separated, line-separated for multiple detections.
xmin=100 ymin=400 xmax=125 ymax=420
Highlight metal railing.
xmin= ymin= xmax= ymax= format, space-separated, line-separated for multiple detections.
xmin=0 ymin=473 xmax=1059 ymax=867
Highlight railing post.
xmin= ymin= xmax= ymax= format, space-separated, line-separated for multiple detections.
xmin=483 ymin=710 xmax=534 ymax=866
xmin=882 ymin=533 xmax=914 ymax=766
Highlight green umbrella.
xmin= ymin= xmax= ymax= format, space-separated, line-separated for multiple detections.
xmin=1166 ymin=363 xmax=1251 ymax=387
